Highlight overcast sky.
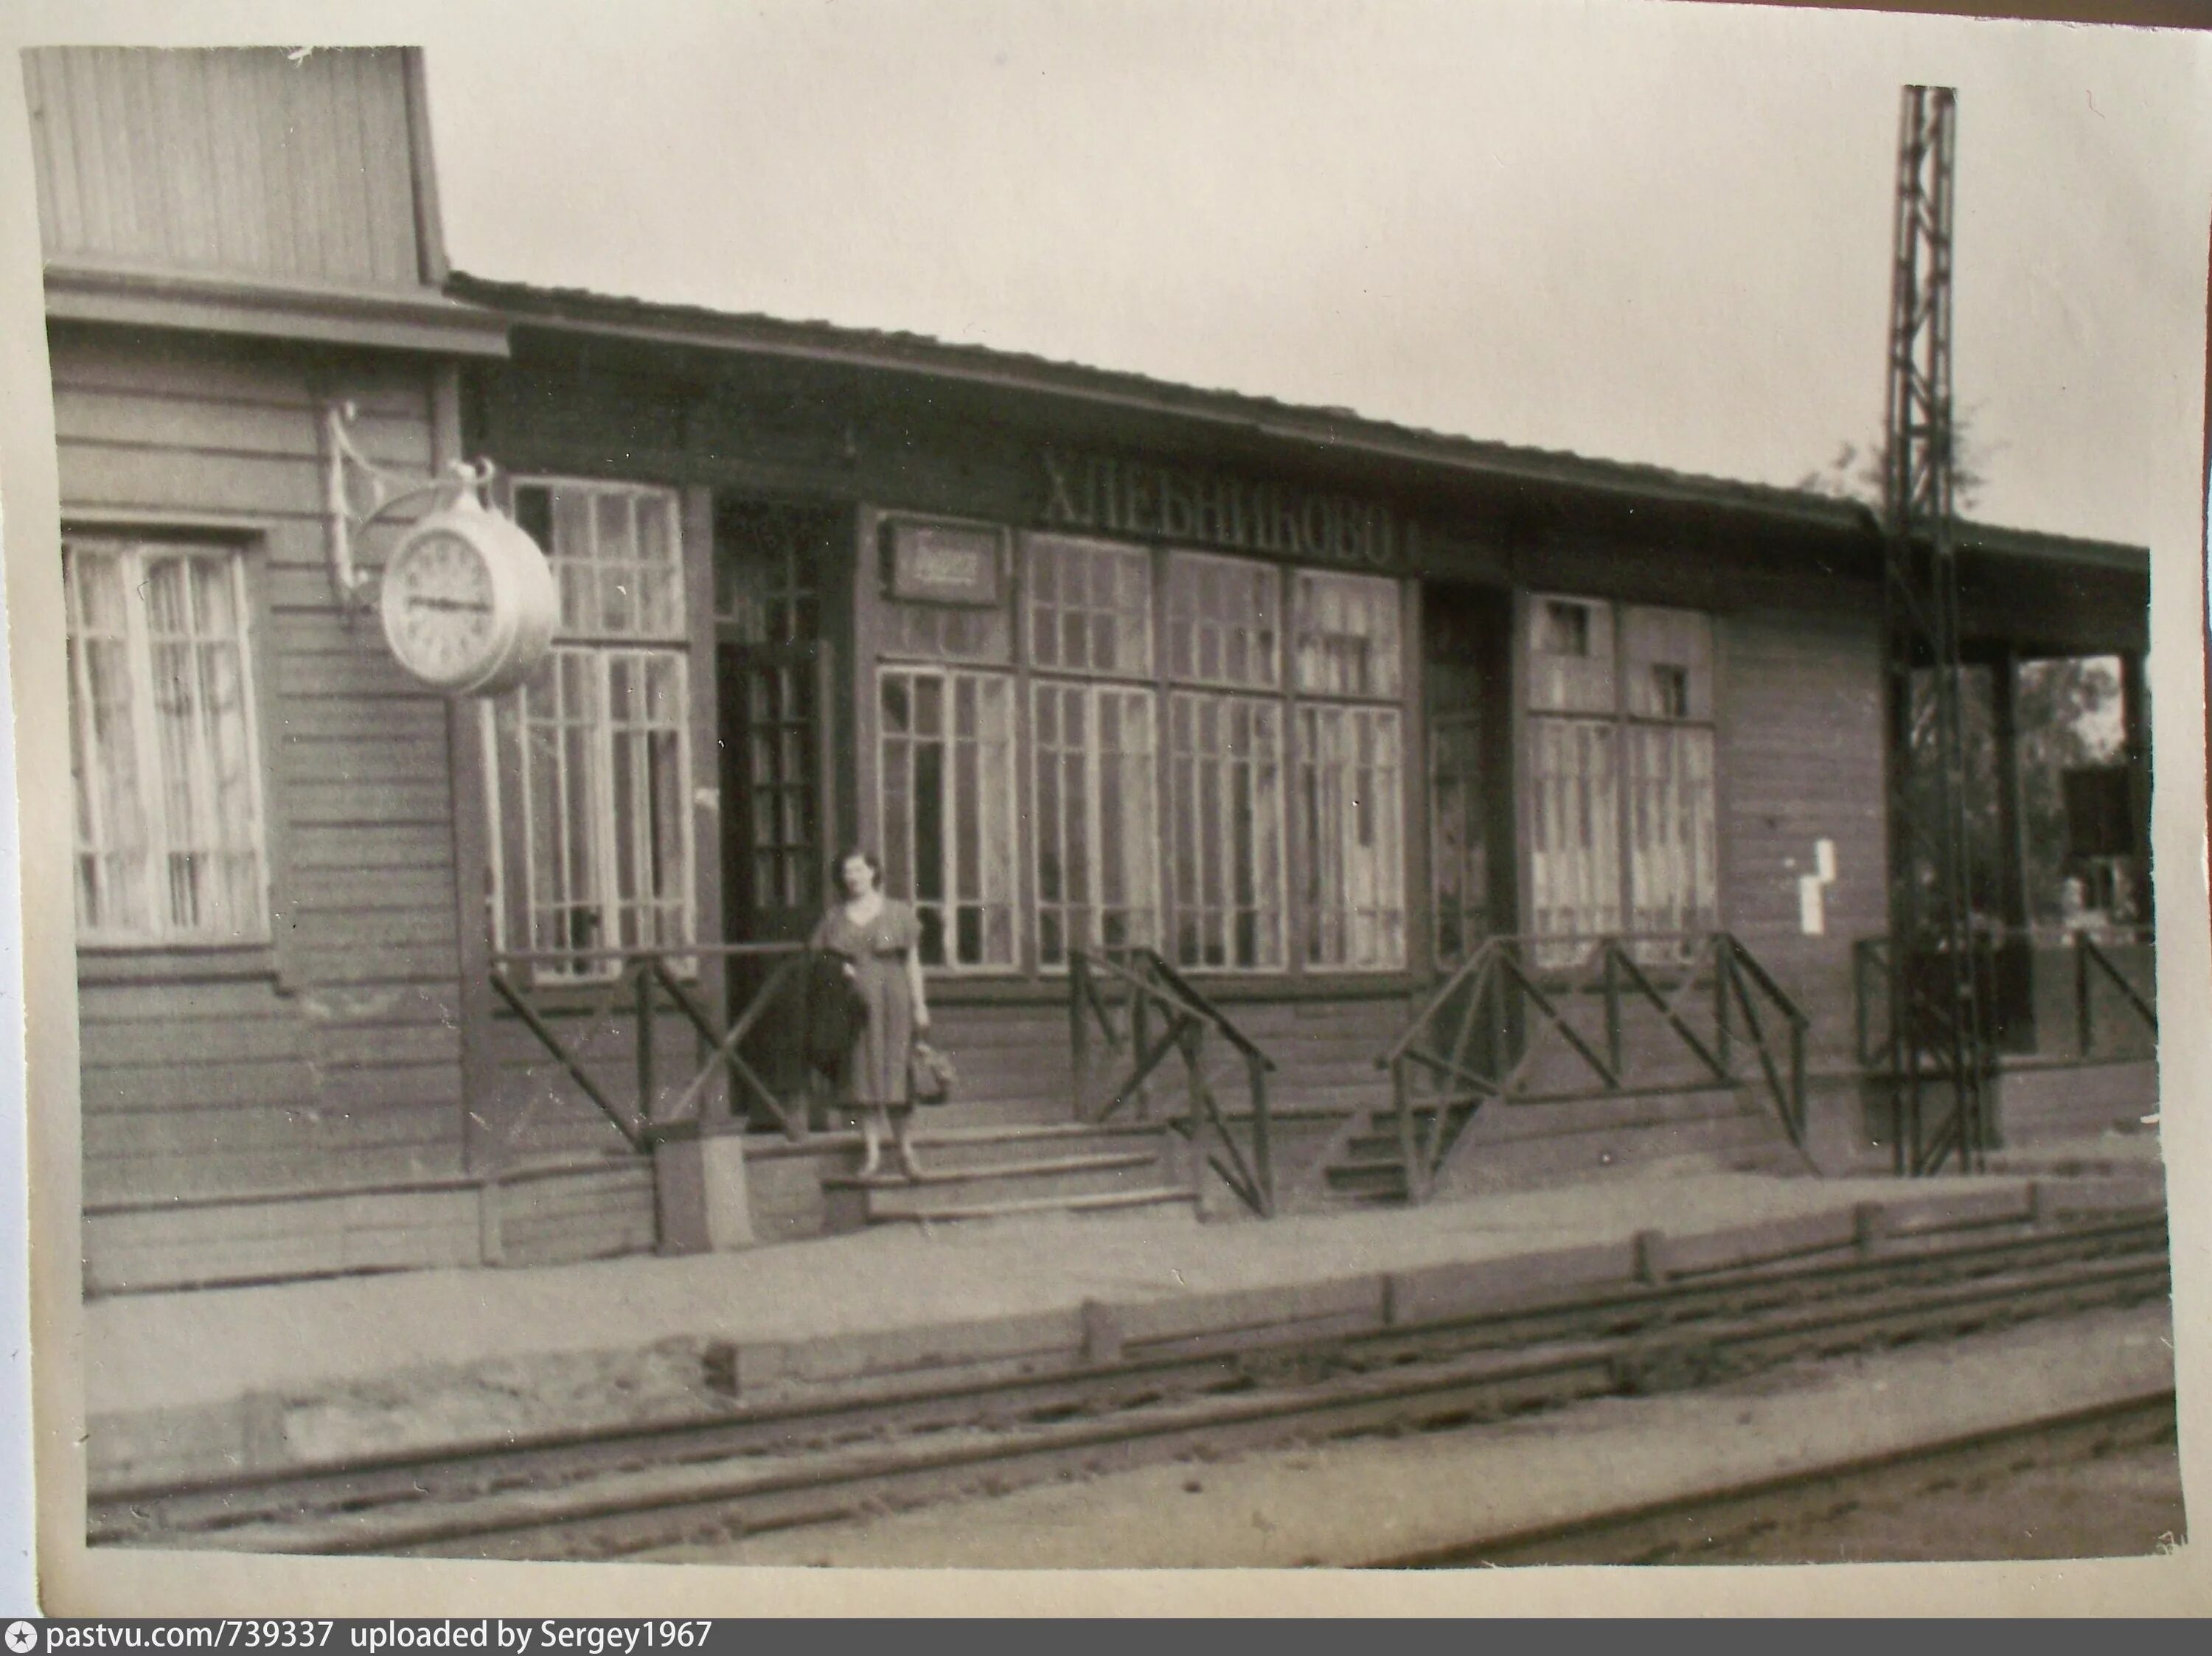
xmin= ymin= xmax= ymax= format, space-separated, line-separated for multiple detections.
xmin=6 ymin=1 xmax=2209 ymax=552
xmin=392 ymin=0 xmax=2212 ymax=554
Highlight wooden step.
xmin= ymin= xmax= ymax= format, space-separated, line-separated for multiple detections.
xmin=863 ymin=1186 xmax=1200 ymax=1225
xmin=1324 ymin=1160 xmax=1410 ymax=1194
xmin=824 ymin=1149 xmax=1162 ymax=1194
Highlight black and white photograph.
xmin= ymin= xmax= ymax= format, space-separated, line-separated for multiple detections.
xmin=1 ymin=0 xmax=2208 ymax=1616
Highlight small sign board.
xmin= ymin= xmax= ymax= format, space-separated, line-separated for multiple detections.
xmin=887 ymin=520 xmax=1003 ymax=606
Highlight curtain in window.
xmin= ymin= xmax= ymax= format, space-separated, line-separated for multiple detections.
xmin=1298 ymin=703 xmax=1405 ymax=967
xmin=65 ymin=540 xmax=267 ymax=944
xmin=1625 ymin=723 xmax=1718 ymax=936
xmin=1528 ymin=714 xmax=1620 ymax=964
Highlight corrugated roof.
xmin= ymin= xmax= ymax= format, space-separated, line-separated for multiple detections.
xmin=445 ymin=270 xmax=2146 ymax=572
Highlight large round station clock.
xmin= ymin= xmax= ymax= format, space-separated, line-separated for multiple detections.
xmin=378 ymin=495 xmax=559 ymax=695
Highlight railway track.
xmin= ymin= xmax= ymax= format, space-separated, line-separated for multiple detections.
xmin=1383 ymin=1386 xmax=2180 ymax=1567
xmin=92 ymin=1209 xmax=2171 ymax=1562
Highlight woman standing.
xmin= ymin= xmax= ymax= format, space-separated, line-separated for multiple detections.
xmin=811 ymin=849 xmax=931 ymax=1180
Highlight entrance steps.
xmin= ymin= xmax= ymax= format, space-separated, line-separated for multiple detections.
xmin=819 ymin=1122 xmax=1197 ymax=1231
xmin=1310 ymin=1082 xmax=1808 ymax=1209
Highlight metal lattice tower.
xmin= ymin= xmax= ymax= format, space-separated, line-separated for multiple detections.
xmin=1882 ymin=85 xmax=1992 ymax=1175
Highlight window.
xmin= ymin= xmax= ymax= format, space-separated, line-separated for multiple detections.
xmin=489 ymin=480 xmax=695 ymax=976
xmin=1527 ymin=595 xmax=1717 ymax=962
xmin=1166 ymin=552 xmax=1280 ymax=688
xmin=1034 ymin=681 xmax=1159 ymax=964
xmin=1291 ymin=571 xmax=1406 ymax=967
xmin=1293 ymin=571 xmax=1402 ymax=698
xmin=879 ymin=667 xmax=1018 ymax=968
xmin=1298 ymin=703 xmax=1405 ymax=968
xmin=875 ymin=532 xmax=1411 ymax=981
xmin=65 ymin=537 xmax=269 ymax=945
xmin=1168 ymin=691 xmax=1285 ymax=969
xmin=1029 ymin=535 xmax=1151 ymax=675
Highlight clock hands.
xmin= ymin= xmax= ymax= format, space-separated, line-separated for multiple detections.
xmin=406 ymin=596 xmax=495 ymax=613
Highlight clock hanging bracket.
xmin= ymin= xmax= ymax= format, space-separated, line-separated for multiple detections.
xmin=321 ymin=397 xmax=500 ymax=616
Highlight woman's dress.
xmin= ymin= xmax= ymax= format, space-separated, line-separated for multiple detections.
xmin=810 ymin=899 xmax=920 ymax=1107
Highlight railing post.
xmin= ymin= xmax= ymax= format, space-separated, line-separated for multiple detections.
xmin=1713 ymin=935 xmax=1733 ymax=1076
xmin=2075 ymin=934 xmax=2095 ymax=1057
xmin=1070 ymin=951 xmax=1090 ymax=1122
xmin=1246 ymin=1049 xmax=1274 ymax=1218
xmin=1790 ymin=1014 xmax=1808 ymax=1145
xmin=1852 ymin=942 xmax=1871 ymax=1071
xmin=1131 ymin=974 xmax=1152 ymax=1123
xmin=1393 ymin=1058 xmax=1422 ymax=1204
xmin=634 ymin=959 xmax=657 ymax=1131
xmin=1602 ymin=944 xmax=1624 ymax=1079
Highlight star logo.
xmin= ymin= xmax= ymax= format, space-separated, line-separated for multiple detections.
xmin=5 ymin=1622 xmax=38 ymax=1654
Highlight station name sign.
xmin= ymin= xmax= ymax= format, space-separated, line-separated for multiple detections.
xmin=1040 ymin=449 xmax=1416 ymax=570
xmin=888 ymin=519 xmax=1004 ymax=606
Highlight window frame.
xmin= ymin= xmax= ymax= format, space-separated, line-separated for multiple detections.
xmin=874 ymin=660 xmax=1023 ymax=973
xmin=63 ymin=527 xmax=278 ymax=959
xmin=484 ymin=475 xmax=700 ymax=983
xmin=1520 ymin=591 xmax=1722 ymax=962
xmin=863 ymin=512 xmax=1420 ymax=987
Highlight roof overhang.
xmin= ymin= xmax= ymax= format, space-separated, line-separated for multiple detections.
xmin=448 ymin=273 xmax=2150 ymax=609
xmin=48 ymin=260 xmax=511 ymax=358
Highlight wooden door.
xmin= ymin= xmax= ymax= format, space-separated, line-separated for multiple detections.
xmin=718 ymin=642 xmax=835 ymax=1116
xmin=1425 ymin=585 xmax=1514 ymax=970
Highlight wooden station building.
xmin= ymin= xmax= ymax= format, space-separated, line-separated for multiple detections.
xmin=27 ymin=49 xmax=2158 ymax=1295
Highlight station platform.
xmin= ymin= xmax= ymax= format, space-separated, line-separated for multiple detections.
xmin=85 ymin=1149 xmax=2168 ymax=1494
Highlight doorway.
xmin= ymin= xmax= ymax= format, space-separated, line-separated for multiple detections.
xmin=1424 ymin=582 xmax=1515 ymax=970
xmin=714 ymin=498 xmax=845 ymax=1117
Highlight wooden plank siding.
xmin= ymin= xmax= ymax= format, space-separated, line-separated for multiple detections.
xmin=53 ymin=327 xmax=481 ymax=1285
xmin=1715 ymin=602 xmax=1890 ymax=1071
xmin=24 ymin=47 xmax=425 ymax=290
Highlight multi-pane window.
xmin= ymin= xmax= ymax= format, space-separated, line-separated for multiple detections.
xmin=1293 ymin=571 xmax=1402 ymax=698
xmin=877 ymin=529 xmax=1410 ymax=980
xmin=1298 ymin=704 xmax=1405 ymax=968
xmin=1034 ymin=682 xmax=1159 ymax=964
xmin=1292 ymin=571 xmax=1406 ymax=968
xmin=1029 ymin=536 xmax=1152 ymax=675
xmin=1166 ymin=552 xmax=1281 ymax=688
xmin=1620 ymin=608 xmax=1717 ymax=937
xmin=65 ymin=538 xmax=268 ymax=945
xmin=1168 ymin=692 xmax=1286 ymax=970
xmin=1028 ymin=535 xmax=1160 ymax=968
xmin=1527 ymin=594 xmax=1717 ymax=963
xmin=879 ymin=667 xmax=1018 ymax=969
xmin=490 ymin=480 xmax=694 ymax=975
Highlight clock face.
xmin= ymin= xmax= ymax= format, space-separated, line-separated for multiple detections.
xmin=384 ymin=529 xmax=500 ymax=683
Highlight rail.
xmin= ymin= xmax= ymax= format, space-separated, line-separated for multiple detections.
xmin=1377 ymin=933 xmax=1810 ymax=1203
xmin=1851 ymin=925 xmax=2157 ymax=1070
xmin=1068 ymin=947 xmax=1279 ymax=1217
xmin=487 ymin=943 xmax=814 ymax=1149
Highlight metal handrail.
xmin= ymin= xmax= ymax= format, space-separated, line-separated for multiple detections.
xmin=1068 ymin=947 xmax=1278 ymax=1217
xmin=488 ymin=942 xmax=815 ymax=1149
xmin=1374 ymin=930 xmax=1812 ymax=1203
xmin=1853 ymin=926 xmax=2157 ymax=1065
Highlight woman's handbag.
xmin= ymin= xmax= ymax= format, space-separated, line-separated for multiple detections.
xmin=908 ymin=1039 xmax=956 ymax=1106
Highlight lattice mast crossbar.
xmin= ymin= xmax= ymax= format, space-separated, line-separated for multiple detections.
xmin=1881 ymin=85 xmax=1992 ymax=1175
